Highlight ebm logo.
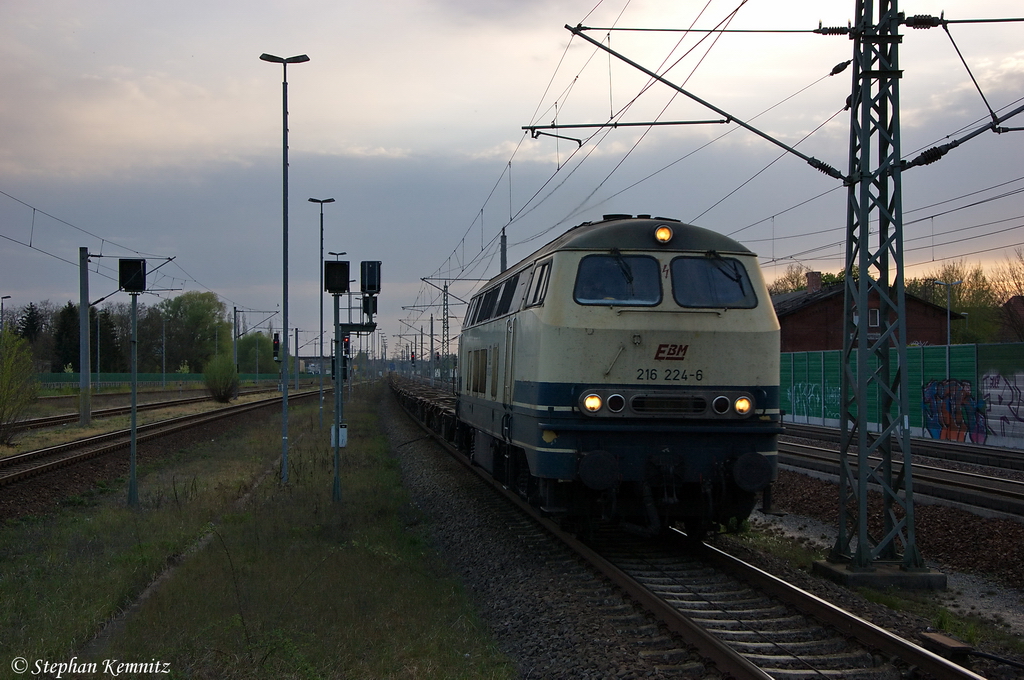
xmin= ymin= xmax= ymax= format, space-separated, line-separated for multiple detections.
xmin=654 ymin=344 xmax=688 ymax=361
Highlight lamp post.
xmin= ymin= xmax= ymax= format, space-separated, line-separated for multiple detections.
xmin=309 ymin=197 xmax=335 ymax=429
xmin=261 ymin=52 xmax=309 ymax=484
xmin=934 ymin=279 xmax=962 ymax=380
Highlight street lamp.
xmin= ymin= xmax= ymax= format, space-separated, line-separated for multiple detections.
xmin=309 ymin=197 xmax=335 ymax=429
xmin=933 ymin=279 xmax=962 ymax=380
xmin=261 ymin=52 xmax=309 ymax=484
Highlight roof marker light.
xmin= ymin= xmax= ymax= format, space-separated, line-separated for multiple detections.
xmin=654 ymin=225 xmax=673 ymax=244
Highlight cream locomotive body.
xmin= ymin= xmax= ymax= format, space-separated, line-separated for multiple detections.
xmin=457 ymin=215 xmax=781 ymax=536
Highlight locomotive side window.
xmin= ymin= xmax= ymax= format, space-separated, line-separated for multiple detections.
xmin=670 ymin=255 xmax=757 ymax=308
xmin=574 ymin=254 xmax=661 ymax=305
xmin=524 ymin=261 xmax=552 ymax=308
xmin=475 ymin=287 xmax=501 ymax=324
xmin=464 ymin=297 xmax=480 ymax=328
xmin=494 ymin=273 xmax=521 ymax=317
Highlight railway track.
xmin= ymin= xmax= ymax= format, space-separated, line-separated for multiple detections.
xmin=390 ymin=377 xmax=983 ymax=680
xmin=0 ymin=389 xmax=320 ymax=487
xmin=12 ymin=387 xmax=285 ymax=434
xmin=778 ymin=440 xmax=1024 ymax=518
xmin=784 ymin=422 xmax=1024 ymax=472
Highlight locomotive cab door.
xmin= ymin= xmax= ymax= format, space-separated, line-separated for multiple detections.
xmin=501 ymin=316 xmax=516 ymax=441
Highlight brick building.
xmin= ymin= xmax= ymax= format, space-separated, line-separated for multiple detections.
xmin=771 ymin=272 xmax=961 ymax=352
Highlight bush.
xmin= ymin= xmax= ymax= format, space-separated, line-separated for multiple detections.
xmin=0 ymin=330 xmax=38 ymax=444
xmin=203 ymin=354 xmax=238 ymax=403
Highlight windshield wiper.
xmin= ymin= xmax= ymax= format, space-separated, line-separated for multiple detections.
xmin=706 ymin=250 xmax=746 ymax=296
xmin=610 ymin=248 xmax=635 ymax=294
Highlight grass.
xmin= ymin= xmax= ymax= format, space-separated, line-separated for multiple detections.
xmin=0 ymin=382 xmax=515 ymax=679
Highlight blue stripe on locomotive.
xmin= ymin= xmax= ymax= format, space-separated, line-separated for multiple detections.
xmin=480 ymin=379 xmax=782 ymax=481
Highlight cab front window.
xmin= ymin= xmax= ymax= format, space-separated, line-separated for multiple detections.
xmin=574 ymin=253 xmax=661 ymax=305
xmin=671 ymin=255 xmax=757 ymax=308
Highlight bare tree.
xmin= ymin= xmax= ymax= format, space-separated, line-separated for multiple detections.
xmin=993 ymin=247 xmax=1024 ymax=341
xmin=767 ymin=263 xmax=810 ymax=295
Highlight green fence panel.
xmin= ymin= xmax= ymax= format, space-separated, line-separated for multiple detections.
xmin=780 ymin=353 xmax=793 ymax=416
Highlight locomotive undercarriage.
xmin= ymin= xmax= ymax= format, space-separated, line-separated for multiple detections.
xmin=460 ymin=423 xmax=764 ymax=540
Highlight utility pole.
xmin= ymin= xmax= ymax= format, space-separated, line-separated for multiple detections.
xmin=78 ymin=247 xmax=91 ymax=425
xmin=830 ymin=0 xmax=927 ymax=580
xmin=442 ymin=282 xmax=451 ymax=390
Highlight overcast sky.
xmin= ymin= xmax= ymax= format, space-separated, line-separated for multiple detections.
xmin=1 ymin=0 xmax=1022 ymax=359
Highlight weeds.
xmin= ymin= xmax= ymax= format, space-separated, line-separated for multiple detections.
xmin=0 ymin=383 xmax=514 ymax=678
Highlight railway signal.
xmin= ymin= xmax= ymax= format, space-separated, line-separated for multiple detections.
xmin=118 ymin=257 xmax=147 ymax=508
xmin=325 ymin=258 xmax=381 ymax=503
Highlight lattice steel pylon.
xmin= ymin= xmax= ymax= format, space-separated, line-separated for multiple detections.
xmin=442 ymin=281 xmax=451 ymax=389
xmin=831 ymin=0 xmax=923 ymax=571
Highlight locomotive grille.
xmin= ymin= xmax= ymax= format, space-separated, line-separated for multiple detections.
xmin=630 ymin=395 xmax=707 ymax=415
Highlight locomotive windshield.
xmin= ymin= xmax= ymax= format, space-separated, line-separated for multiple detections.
xmin=574 ymin=253 xmax=661 ymax=305
xmin=670 ymin=255 xmax=758 ymax=308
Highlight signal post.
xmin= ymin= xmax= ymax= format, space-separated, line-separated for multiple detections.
xmin=325 ymin=259 xmax=380 ymax=502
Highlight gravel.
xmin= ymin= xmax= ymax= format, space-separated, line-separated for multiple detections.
xmin=8 ymin=390 xmax=1024 ymax=678
xmin=382 ymin=389 xmax=1024 ymax=679
xmin=381 ymin=392 xmax=712 ymax=679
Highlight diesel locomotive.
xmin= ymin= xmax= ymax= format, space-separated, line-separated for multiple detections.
xmin=456 ymin=214 xmax=781 ymax=537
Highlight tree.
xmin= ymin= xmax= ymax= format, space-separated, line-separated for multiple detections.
xmin=13 ymin=301 xmax=56 ymax=372
xmin=907 ymin=260 xmax=1000 ymax=344
xmin=16 ymin=303 xmax=44 ymax=343
xmin=156 ymin=292 xmax=230 ymax=374
xmin=237 ymin=332 xmax=274 ymax=375
xmin=0 ymin=330 xmax=37 ymax=444
xmin=993 ymin=247 xmax=1024 ymax=341
xmin=767 ymin=265 xmax=856 ymax=295
xmin=767 ymin=263 xmax=809 ymax=295
xmin=51 ymin=301 xmax=79 ymax=372
xmin=93 ymin=308 xmax=125 ymax=373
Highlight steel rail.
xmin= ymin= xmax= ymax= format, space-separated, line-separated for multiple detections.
xmin=697 ymin=539 xmax=986 ymax=680
xmin=390 ymin=377 xmax=986 ymax=680
xmin=783 ymin=422 xmax=1024 ymax=471
xmin=12 ymin=387 xmax=286 ymax=434
xmin=779 ymin=441 xmax=1024 ymax=516
xmin=390 ymin=379 xmax=768 ymax=679
xmin=0 ymin=390 xmax=321 ymax=487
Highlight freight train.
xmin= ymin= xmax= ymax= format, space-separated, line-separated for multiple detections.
xmin=412 ymin=214 xmax=782 ymax=538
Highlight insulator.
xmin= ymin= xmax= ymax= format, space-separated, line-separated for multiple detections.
xmin=905 ymin=15 xmax=942 ymax=29
xmin=913 ymin=146 xmax=947 ymax=166
xmin=808 ymin=158 xmax=842 ymax=179
xmin=830 ymin=61 xmax=851 ymax=76
xmin=814 ymin=25 xmax=849 ymax=36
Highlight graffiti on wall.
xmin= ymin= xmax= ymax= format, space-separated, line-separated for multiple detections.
xmin=981 ymin=372 xmax=1024 ymax=442
xmin=922 ymin=379 xmax=987 ymax=444
xmin=787 ymin=383 xmax=842 ymax=420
